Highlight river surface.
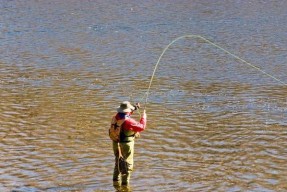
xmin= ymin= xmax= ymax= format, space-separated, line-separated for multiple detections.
xmin=1 ymin=0 xmax=287 ymax=191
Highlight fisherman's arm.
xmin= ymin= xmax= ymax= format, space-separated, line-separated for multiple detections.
xmin=124 ymin=110 xmax=147 ymax=132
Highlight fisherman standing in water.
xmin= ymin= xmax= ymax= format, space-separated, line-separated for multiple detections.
xmin=110 ymin=101 xmax=147 ymax=186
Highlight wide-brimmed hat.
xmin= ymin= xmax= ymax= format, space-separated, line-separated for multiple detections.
xmin=117 ymin=101 xmax=135 ymax=113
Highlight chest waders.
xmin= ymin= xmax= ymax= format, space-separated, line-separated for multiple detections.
xmin=115 ymin=119 xmax=135 ymax=175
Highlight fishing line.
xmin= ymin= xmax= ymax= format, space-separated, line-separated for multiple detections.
xmin=143 ymin=34 xmax=287 ymax=110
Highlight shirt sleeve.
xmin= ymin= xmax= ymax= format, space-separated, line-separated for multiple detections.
xmin=123 ymin=117 xmax=146 ymax=132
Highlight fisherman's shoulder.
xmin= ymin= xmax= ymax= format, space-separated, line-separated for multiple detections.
xmin=124 ymin=117 xmax=137 ymax=124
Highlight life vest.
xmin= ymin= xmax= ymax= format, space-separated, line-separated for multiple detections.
xmin=109 ymin=115 xmax=125 ymax=142
xmin=109 ymin=114 xmax=136 ymax=142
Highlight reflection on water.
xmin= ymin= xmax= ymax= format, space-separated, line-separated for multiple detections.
xmin=1 ymin=0 xmax=287 ymax=191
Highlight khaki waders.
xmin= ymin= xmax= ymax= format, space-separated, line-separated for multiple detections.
xmin=113 ymin=140 xmax=134 ymax=185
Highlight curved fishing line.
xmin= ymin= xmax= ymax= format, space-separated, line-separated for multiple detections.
xmin=143 ymin=34 xmax=287 ymax=109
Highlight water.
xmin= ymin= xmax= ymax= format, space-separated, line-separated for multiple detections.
xmin=1 ymin=0 xmax=287 ymax=191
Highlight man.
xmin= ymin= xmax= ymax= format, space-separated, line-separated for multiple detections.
xmin=111 ymin=101 xmax=147 ymax=186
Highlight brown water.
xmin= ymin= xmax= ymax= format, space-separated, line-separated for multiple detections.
xmin=1 ymin=0 xmax=287 ymax=191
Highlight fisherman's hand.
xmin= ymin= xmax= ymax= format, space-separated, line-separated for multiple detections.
xmin=134 ymin=103 xmax=141 ymax=110
xmin=136 ymin=102 xmax=140 ymax=108
xmin=135 ymin=132 xmax=140 ymax=138
xmin=143 ymin=110 xmax=147 ymax=119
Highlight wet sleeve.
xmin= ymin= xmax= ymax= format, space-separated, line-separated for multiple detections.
xmin=123 ymin=117 xmax=146 ymax=132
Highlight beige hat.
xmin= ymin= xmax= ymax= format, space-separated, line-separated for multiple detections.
xmin=117 ymin=101 xmax=135 ymax=113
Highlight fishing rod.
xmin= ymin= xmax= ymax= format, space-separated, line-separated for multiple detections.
xmin=143 ymin=34 xmax=287 ymax=110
